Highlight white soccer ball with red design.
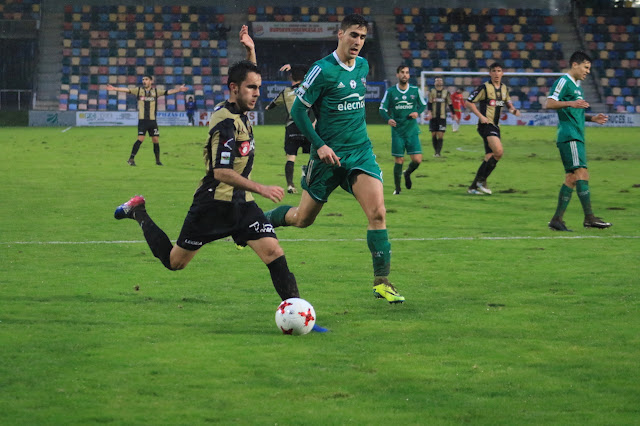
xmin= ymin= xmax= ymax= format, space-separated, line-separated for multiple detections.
xmin=275 ymin=298 xmax=316 ymax=335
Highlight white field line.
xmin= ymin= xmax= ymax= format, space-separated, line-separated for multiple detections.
xmin=2 ymin=235 xmax=639 ymax=245
xmin=61 ymin=126 xmax=73 ymax=133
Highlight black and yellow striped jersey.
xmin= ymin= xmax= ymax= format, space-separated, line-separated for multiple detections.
xmin=128 ymin=87 xmax=168 ymax=120
xmin=467 ymin=82 xmax=511 ymax=126
xmin=198 ymin=101 xmax=255 ymax=203
xmin=427 ymin=88 xmax=453 ymax=119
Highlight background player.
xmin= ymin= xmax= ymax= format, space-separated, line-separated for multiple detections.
xmin=379 ymin=65 xmax=427 ymax=194
xmin=426 ymin=76 xmax=455 ymax=157
xmin=265 ymin=63 xmax=314 ymax=194
xmin=546 ymin=51 xmax=611 ymax=231
xmin=186 ymin=96 xmax=196 ymax=126
xmin=465 ymin=62 xmax=521 ymax=194
xmin=265 ymin=14 xmax=404 ymax=304
xmin=451 ymin=87 xmax=464 ymax=132
xmin=106 ymin=77 xmax=188 ymax=166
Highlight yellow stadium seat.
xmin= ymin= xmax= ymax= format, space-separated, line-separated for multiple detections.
xmin=337 ymin=6 xmax=344 ymax=14
xmin=404 ymin=16 xmax=412 ymax=24
xmin=469 ymin=24 xmax=476 ymax=32
xmin=400 ymin=41 xmax=409 ymax=49
xmin=363 ymin=7 xmax=371 ymax=15
xmin=318 ymin=7 xmax=326 ymax=14
xmin=266 ymin=6 xmax=273 ymax=14
xmin=413 ymin=59 xmax=421 ymax=67
xmin=301 ymin=7 xmax=309 ymax=14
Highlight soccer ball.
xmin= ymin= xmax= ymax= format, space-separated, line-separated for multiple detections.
xmin=275 ymin=298 xmax=316 ymax=335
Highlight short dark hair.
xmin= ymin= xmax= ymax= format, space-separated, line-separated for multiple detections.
xmin=227 ymin=60 xmax=260 ymax=89
xmin=489 ymin=62 xmax=503 ymax=71
xmin=341 ymin=13 xmax=368 ymax=31
xmin=569 ymin=51 xmax=592 ymax=66
xmin=290 ymin=65 xmax=307 ymax=82
xmin=143 ymin=74 xmax=153 ymax=80
xmin=396 ymin=65 xmax=409 ymax=73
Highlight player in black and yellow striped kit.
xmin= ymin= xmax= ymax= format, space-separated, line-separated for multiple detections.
xmin=107 ymin=76 xmax=188 ymax=166
xmin=465 ymin=62 xmax=521 ymax=194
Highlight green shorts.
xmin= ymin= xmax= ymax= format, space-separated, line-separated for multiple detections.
xmin=301 ymin=145 xmax=383 ymax=203
xmin=557 ymin=140 xmax=587 ymax=173
xmin=391 ymin=131 xmax=422 ymax=157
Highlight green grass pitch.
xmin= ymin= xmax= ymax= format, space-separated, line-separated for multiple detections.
xmin=1 ymin=123 xmax=639 ymax=424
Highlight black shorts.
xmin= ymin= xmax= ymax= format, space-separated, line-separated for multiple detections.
xmin=477 ymin=123 xmax=501 ymax=154
xmin=138 ymin=119 xmax=159 ymax=137
xmin=284 ymin=124 xmax=311 ymax=156
xmin=176 ymin=195 xmax=277 ymax=251
xmin=429 ymin=118 xmax=447 ymax=133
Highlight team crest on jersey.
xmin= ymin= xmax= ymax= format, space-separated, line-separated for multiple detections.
xmin=402 ymin=95 xmax=407 ymax=100
xmin=350 ymin=80 xmax=356 ymax=89
xmin=489 ymin=99 xmax=505 ymax=107
xmin=239 ymin=140 xmax=253 ymax=156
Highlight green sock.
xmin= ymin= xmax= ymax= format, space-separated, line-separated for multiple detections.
xmin=393 ymin=163 xmax=402 ymax=190
xmin=264 ymin=205 xmax=291 ymax=227
xmin=575 ymin=180 xmax=593 ymax=216
xmin=367 ymin=229 xmax=391 ymax=277
xmin=553 ymin=184 xmax=573 ymax=219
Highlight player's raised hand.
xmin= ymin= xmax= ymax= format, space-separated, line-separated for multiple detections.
xmin=592 ymin=113 xmax=608 ymax=125
xmin=279 ymin=64 xmax=292 ymax=72
xmin=106 ymin=84 xmax=115 ymax=91
xmin=316 ymin=145 xmax=341 ymax=167
xmin=179 ymin=84 xmax=188 ymax=92
xmin=239 ymin=25 xmax=254 ymax=51
xmin=259 ymin=184 xmax=285 ymax=203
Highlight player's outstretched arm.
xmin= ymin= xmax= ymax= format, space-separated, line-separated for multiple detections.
xmin=214 ymin=168 xmax=284 ymax=203
xmin=167 ymin=84 xmax=189 ymax=95
xmin=239 ymin=25 xmax=256 ymax=65
xmin=105 ymin=84 xmax=129 ymax=93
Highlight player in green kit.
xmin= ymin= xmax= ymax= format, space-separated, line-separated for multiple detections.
xmin=265 ymin=14 xmax=404 ymax=303
xmin=379 ymin=65 xmax=427 ymax=194
xmin=546 ymin=51 xmax=611 ymax=231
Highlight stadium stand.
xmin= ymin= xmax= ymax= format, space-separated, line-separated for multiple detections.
xmin=0 ymin=0 xmax=41 ymax=21
xmin=395 ymin=7 xmax=567 ymax=111
xmin=59 ymin=4 xmax=228 ymax=112
xmin=579 ymin=8 xmax=640 ymax=113
xmin=246 ymin=5 xmax=371 ymax=22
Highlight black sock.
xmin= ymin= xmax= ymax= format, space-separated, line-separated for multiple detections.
xmin=267 ymin=255 xmax=300 ymax=300
xmin=285 ymin=160 xmax=294 ymax=187
xmin=437 ymin=137 xmax=444 ymax=155
xmin=432 ymin=135 xmax=438 ymax=153
xmin=483 ymin=157 xmax=498 ymax=181
xmin=153 ymin=143 xmax=160 ymax=162
xmin=471 ymin=161 xmax=489 ymax=188
xmin=406 ymin=161 xmax=420 ymax=175
xmin=130 ymin=140 xmax=142 ymax=159
xmin=134 ymin=210 xmax=175 ymax=270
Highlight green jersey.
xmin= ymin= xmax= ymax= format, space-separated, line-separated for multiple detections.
xmin=379 ymin=84 xmax=427 ymax=137
xmin=548 ymin=74 xmax=586 ymax=143
xmin=294 ymin=52 xmax=370 ymax=153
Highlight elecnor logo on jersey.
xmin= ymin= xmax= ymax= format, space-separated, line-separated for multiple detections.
xmin=338 ymin=93 xmax=365 ymax=111
xmin=489 ymin=100 xmax=505 ymax=107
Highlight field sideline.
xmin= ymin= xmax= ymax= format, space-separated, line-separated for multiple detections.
xmin=1 ymin=124 xmax=639 ymax=424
